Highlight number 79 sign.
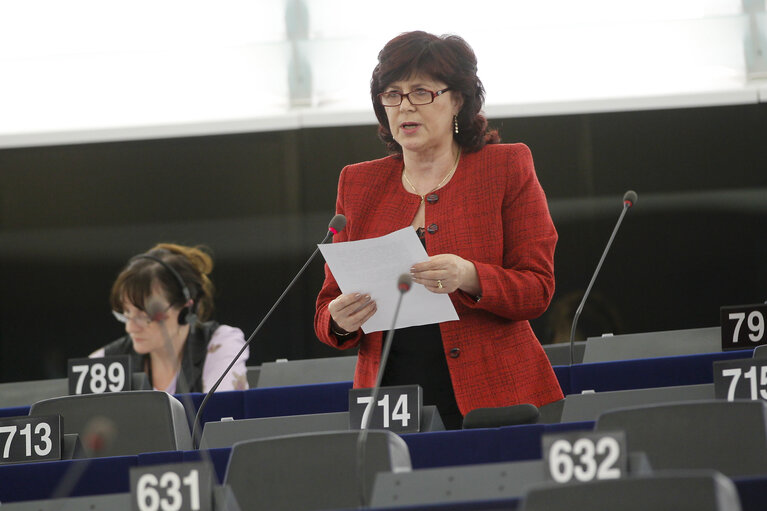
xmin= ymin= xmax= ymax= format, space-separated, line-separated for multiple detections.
xmin=721 ymin=303 xmax=767 ymax=351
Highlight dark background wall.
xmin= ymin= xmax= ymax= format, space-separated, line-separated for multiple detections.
xmin=1 ymin=103 xmax=766 ymax=383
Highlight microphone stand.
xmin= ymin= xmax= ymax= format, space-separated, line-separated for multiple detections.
xmin=569 ymin=191 xmax=637 ymax=365
xmin=357 ymin=274 xmax=411 ymax=507
xmin=191 ymin=220 xmax=343 ymax=449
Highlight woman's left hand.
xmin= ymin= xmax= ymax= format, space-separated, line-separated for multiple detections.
xmin=411 ymin=254 xmax=481 ymax=295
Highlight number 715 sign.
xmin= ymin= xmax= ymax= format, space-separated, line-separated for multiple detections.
xmin=714 ymin=359 xmax=767 ymax=401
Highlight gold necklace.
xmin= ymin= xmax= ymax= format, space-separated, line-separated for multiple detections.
xmin=403 ymin=148 xmax=462 ymax=206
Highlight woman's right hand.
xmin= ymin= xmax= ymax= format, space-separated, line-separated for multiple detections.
xmin=328 ymin=293 xmax=377 ymax=335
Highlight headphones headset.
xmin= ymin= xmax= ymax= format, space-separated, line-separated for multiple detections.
xmin=130 ymin=253 xmax=198 ymax=327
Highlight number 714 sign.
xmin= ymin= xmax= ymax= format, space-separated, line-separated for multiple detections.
xmin=348 ymin=385 xmax=422 ymax=433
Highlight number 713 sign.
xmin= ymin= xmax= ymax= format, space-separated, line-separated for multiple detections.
xmin=0 ymin=415 xmax=62 ymax=465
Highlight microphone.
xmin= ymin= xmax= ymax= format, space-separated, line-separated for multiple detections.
xmin=80 ymin=416 xmax=118 ymax=457
xmin=49 ymin=415 xmax=119 ymax=500
xmin=146 ymin=299 xmax=170 ymax=323
xmin=364 ymin=273 xmax=412 ymax=423
xmin=190 ymin=214 xmax=346 ymax=448
xmin=357 ymin=273 xmax=412 ymax=506
xmin=569 ymin=191 xmax=637 ymax=365
xmin=145 ymin=297 xmax=195 ymax=393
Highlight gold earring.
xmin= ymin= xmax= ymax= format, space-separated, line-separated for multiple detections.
xmin=453 ymin=115 xmax=459 ymax=134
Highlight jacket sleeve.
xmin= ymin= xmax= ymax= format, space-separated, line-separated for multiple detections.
xmin=202 ymin=325 xmax=249 ymax=391
xmin=314 ymin=166 xmax=363 ymax=350
xmin=455 ymin=144 xmax=557 ymax=321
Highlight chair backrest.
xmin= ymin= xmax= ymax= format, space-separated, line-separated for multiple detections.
xmin=200 ymin=412 xmax=350 ymax=449
xmin=0 ymin=378 xmax=68 ymax=408
xmin=543 ymin=341 xmax=586 ymax=365
xmin=560 ymin=383 xmax=714 ymax=422
xmin=582 ymin=326 xmax=721 ymax=363
xmin=753 ymin=345 xmax=767 ymax=359
xmin=0 ymin=486 xmax=242 ymax=511
xmin=596 ymin=400 xmax=767 ymax=477
xmin=255 ymin=356 xmax=357 ymax=388
xmin=202 ymin=406 xmax=443 ymax=449
xmin=224 ymin=430 xmax=411 ymax=511
xmin=29 ymin=390 xmax=192 ymax=457
xmin=521 ymin=470 xmax=741 ymax=511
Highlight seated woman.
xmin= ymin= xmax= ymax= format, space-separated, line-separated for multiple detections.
xmin=91 ymin=243 xmax=248 ymax=393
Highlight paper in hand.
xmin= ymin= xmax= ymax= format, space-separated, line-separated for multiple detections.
xmin=318 ymin=227 xmax=459 ymax=333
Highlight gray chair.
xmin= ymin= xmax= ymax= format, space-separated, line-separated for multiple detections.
xmin=200 ymin=412 xmax=350 ymax=449
xmin=255 ymin=356 xmax=357 ymax=388
xmin=28 ymin=390 xmax=192 ymax=457
xmin=753 ymin=345 xmax=767 ymax=359
xmin=201 ymin=406 xmax=443 ymax=449
xmin=0 ymin=487 xmax=241 ymax=510
xmin=371 ymin=459 xmax=546 ymax=508
xmin=596 ymin=400 xmax=767 ymax=477
xmin=223 ymin=430 xmax=410 ymax=511
xmin=371 ymin=452 xmax=652 ymax=508
xmin=246 ymin=366 xmax=260 ymax=387
xmin=520 ymin=470 xmax=741 ymax=511
xmin=582 ymin=326 xmax=722 ymax=363
xmin=554 ymin=383 xmax=714 ymax=423
xmin=543 ymin=341 xmax=586 ymax=365
xmin=0 ymin=378 xmax=68 ymax=408
xmin=0 ymin=372 xmax=151 ymax=408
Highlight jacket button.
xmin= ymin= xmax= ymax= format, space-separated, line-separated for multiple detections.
xmin=449 ymin=348 xmax=460 ymax=358
xmin=427 ymin=223 xmax=439 ymax=234
xmin=426 ymin=193 xmax=439 ymax=204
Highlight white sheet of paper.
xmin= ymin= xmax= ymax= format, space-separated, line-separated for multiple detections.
xmin=318 ymin=227 xmax=459 ymax=333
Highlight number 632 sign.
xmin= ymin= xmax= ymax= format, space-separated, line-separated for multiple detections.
xmin=542 ymin=431 xmax=627 ymax=484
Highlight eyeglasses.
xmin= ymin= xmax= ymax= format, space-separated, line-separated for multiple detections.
xmin=376 ymin=87 xmax=450 ymax=107
xmin=112 ymin=303 xmax=173 ymax=326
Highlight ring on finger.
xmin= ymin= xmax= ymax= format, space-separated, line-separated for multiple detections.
xmin=437 ymin=279 xmax=443 ymax=289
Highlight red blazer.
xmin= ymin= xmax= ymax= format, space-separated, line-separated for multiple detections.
xmin=314 ymin=143 xmax=563 ymax=414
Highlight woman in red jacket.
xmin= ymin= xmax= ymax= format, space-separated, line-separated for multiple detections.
xmin=314 ymin=31 xmax=563 ymax=429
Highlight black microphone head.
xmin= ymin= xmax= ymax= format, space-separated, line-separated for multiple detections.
xmin=397 ymin=273 xmax=412 ymax=293
xmin=328 ymin=214 xmax=347 ymax=235
xmin=145 ymin=297 xmax=168 ymax=322
xmin=623 ymin=190 xmax=638 ymax=208
xmin=82 ymin=416 xmax=118 ymax=456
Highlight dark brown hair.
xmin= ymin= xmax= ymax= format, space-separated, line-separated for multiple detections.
xmin=109 ymin=243 xmax=215 ymax=322
xmin=371 ymin=31 xmax=500 ymax=154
